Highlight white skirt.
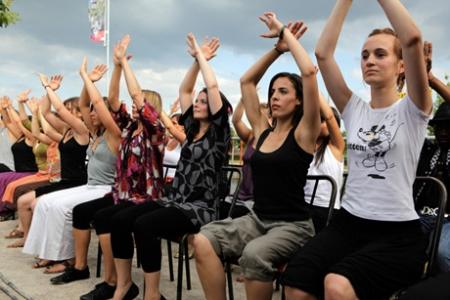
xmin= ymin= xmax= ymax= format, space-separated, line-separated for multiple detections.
xmin=23 ymin=184 xmax=111 ymax=261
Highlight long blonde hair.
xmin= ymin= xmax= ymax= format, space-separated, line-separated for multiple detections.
xmin=142 ymin=90 xmax=162 ymax=114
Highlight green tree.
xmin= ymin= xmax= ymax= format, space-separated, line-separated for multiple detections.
xmin=0 ymin=0 xmax=19 ymax=28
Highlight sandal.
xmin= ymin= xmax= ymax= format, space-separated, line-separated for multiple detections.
xmin=32 ymin=259 xmax=55 ymax=269
xmin=43 ymin=260 xmax=73 ymax=274
xmin=7 ymin=238 xmax=24 ymax=248
xmin=5 ymin=228 xmax=24 ymax=239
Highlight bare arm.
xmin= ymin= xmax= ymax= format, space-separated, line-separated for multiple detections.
xmin=179 ymin=37 xmax=221 ymax=114
xmin=39 ymin=108 xmax=62 ymax=142
xmin=320 ymin=94 xmax=345 ymax=161
xmin=108 ymin=64 xmax=122 ymax=112
xmin=187 ymin=34 xmax=222 ymax=115
xmin=27 ymin=99 xmax=53 ymax=144
xmin=179 ymin=62 xmax=200 ymax=114
xmin=232 ymin=100 xmax=252 ymax=143
xmin=0 ymin=97 xmax=22 ymax=139
xmin=80 ymin=57 xmax=121 ymax=138
xmin=79 ymin=85 xmax=95 ymax=135
xmin=160 ymin=111 xmax=186 ymax=143
xmin=261 ymin=13 xmax=320 ymax=152
xmin=39 ymin=73 xmax=89 ymax=136
xmin=240 ymin=49 xmax=280 ymax=138
xmin=378 ymin=0 xmax=432 ymax=113
xmin=314 ymin=0 xmax=353 ymax=113
xmin=429 ymin=76 xmax=450 ymax=104
xmin=17 ymin=89 xmax=31 ymax=121
xmin=424 ymin=42 xmax=450 ymax=104
xmin=39 ymin=75 xmax=68 ymax=132
xmin=7 ymin=105 xmax=35 ymax=141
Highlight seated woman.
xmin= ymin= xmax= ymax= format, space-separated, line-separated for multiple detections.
xmin=3 ymin=97 xmax=62 ymax=247
xmin=281 ymin=0 xmax=432 ymax=299
xmin=76 ymin=34 xmax=166 ymax=300
xmin=106 ymin=33 xmax=231 ymax=300
xmin=22 ymin=75 xmax=91 ymax=271
xmin=304 ymin=94 xmax=345 ymax=232
xmin=0 ymin=93 xmax=39 ymax=220
xmin=0 ymin=96 xmax=18 ymax=173
xmin=20 ymin=61 xmax=119 ymax=280
xmin=192 ymin=13 xmax=321 ymax=300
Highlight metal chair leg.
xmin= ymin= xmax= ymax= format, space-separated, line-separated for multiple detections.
xmin=96 ymin=242 xmax=102 ymax=278
xmin=225 ymin=262 xmax=234 ymax=300
xmin=167 ymin=239 xmax=174 ymax=281
xmin=176 ymin=240 xmax=184 ymax=300
xmin=184 ymin=240 xmax=191 ymax=290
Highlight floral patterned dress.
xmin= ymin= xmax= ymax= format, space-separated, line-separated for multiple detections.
xmin=112 ymin=102 xmax=165 ymax=204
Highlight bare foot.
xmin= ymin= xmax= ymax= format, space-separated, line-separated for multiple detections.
xmin=7 ymin=238 xmax=24 ymax=248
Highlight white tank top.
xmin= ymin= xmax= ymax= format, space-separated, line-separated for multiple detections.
xmin=163 ymin=143 xmax=181 ymax=178
xmin=304 ymin=145 xmax=344 ymax=209
xmin=0 ymin=127 xmax=15 ymax=171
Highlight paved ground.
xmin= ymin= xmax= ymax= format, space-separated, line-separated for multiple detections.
xmin=0 ymin=219 xmax=283 ymax=300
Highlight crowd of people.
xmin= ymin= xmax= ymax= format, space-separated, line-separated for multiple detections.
xmin=0 ymin=0 xmax=450 ymax=299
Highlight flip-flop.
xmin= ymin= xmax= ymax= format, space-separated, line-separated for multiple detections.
xmin=43 ymin=261 xmax=72 ymax=274
xmin=4 ymin=228 xmax=24 ymax=239
xmin=32 ymin=259 xmax=55 ymax=269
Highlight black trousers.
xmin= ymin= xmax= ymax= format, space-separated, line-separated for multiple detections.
xmin=72 ymin=193 xmax=114 ymax=230
xmin=110 ymin=201 xmax=197 ymax=273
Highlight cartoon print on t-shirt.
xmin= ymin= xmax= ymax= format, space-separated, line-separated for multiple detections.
xmin=356 ymin=112 xmax=404 ymax=177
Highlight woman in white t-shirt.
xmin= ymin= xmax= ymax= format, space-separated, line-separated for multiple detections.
xmin=304 ymin=95 xmax=344 ymax=232
xmin=282 ymin=1 xmax=432 ymax=300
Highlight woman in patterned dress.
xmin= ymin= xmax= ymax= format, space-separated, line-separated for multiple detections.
xmin=107 ymin=33 xmax=232 ymax=300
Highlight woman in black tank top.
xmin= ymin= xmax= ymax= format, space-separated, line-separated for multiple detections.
xmin=193 ymin=13 xmax=322 ymax=300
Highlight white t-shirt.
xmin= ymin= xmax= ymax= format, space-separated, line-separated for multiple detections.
xmin=304 ymin=146 xmax=344 ymax=209
xmin=341 ymin=94 xmax=430 ymax=221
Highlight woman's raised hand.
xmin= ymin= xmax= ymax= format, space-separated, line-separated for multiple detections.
xmin=48 ymin=75 xmax=63 ymax=91
xmin=27 ymin=97 xmax=39 ymax=114
xmin=259 ymin=12 xmax=284 ymax=39
xmin=113 ymin=35 xmax=131 ymax=65
xmin=200 ymin=37 xmax=220 ymax=61
xmin=80 ymin=56 xmax=107 ymax=82
xmin=38 ymin=73 xmax=50 ymax=88
xmin=275 ymin=21 xmax=308 ymax=53
xmin=0 ymin=96 xmax=11 ymax=109
xmin=424 ymin=41 xmax=434 ymax=81
xmin=186 ymin=32 xmax=201 ymax=58
xmin=17 ymin=88 xmax=31 ymax=103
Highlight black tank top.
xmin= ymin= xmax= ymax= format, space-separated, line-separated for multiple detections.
xmin=59 ymin=131 xmax=88 ymax=182
xmin=251 ymin=127 xmax=313 ymax=221
xmin=11 ymin=138 xmax=38 ymax=172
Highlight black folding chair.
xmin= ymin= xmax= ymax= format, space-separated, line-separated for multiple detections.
xmin=415 ymin=176 xmax=447 ymax=278
xmin=390 ymin=176 xmax=447 ymax=300
xmin=224 ymin=175 xmax=338 ymax=300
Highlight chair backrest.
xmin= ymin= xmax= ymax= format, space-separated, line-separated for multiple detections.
xmin=414 ymin=176 xmax=448 ymax=277
xmin=217 ymin=165 xmax=243 ymax=219
xmin=306 ymin=174 xmax=338 ymax=227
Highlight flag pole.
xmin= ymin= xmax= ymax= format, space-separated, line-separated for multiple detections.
xmin=104 ymin=0 xmax=110 ymax=93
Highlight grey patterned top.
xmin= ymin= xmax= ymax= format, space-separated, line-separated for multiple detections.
xmin=158 ymin=104 xmax=230 ymax=229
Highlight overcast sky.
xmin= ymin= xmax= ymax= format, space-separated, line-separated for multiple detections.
xmin=1 ymin=0 xmax=449 ymax=112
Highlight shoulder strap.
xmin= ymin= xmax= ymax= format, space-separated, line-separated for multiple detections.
xmin=255 ymin=128 xmax=272 ymax=151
